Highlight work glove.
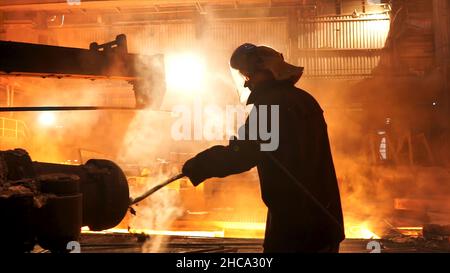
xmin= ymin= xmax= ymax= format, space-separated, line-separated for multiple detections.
xmin=182 ymin=157 xmax=207 ymax=187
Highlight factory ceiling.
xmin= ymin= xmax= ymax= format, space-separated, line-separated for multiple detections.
xmin=0 ymin=0 xmax=389 ymax=28
xmin=0 ymin=0 xmax=320 ymax=28
xmin=0 ymin=0 xmax=313 ymax=13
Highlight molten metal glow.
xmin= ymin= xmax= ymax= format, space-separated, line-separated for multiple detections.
xmin=84 ymin=221 xmax=385 ymax=240
xmin=82 ymin=227 xmax=225 ymax=238
xmin=396 ymin=227 xmax=423 ymax=237
xmin=82 ymin=222 xmax=266 ymax=239
xmin=212 ymin=221 xmax=266 ymax=231
xmin=346 ymin=223 xmax=380 ymax=239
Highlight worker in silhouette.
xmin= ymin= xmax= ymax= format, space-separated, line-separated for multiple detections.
xmin=182 ymin=43 xmax=345 ymax=252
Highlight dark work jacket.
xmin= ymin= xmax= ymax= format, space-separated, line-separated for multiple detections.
xmin=184 ymin=82 xmax=345 ymax=252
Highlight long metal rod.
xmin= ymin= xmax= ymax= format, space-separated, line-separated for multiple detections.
xmin=130 ymin=173 xmax=185 ymax=205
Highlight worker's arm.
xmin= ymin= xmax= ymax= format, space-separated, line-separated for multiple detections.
xmin=182 ymin=123 xmax=262 ymax=186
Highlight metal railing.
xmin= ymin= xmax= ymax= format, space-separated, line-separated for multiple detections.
xmin=0 ymin=116 xmax=29 ymax=140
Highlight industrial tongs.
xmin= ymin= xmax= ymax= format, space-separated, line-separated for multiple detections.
xmin=129 ymin=173 xmax=185 ymax=205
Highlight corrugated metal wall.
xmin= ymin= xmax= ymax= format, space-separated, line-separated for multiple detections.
xmin=299 ymin=54 xmax=382 ymax=78
xmin=299 ymin=15 xmax=389 ymax=49
xmin=204 ymin=19 xmax=288 ymax=54
xmin=297 ymin=14 xmax=390 ymax=78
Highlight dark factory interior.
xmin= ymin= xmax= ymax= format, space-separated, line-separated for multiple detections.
xmin=0 ymin=0 xmax=449 ymax=254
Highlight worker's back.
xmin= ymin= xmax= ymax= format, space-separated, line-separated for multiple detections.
xmin=249 ymin=83 xmax=345 ymax=252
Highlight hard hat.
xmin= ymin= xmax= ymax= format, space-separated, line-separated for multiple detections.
xmin=230 ymin=43 xmax=304 ymax=84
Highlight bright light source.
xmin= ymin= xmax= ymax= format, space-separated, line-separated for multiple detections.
xmin=165 ymin=53 xmax=206 ymax=92
xmin=38 ymin=112 xmax=56 ymax=126
xmin=366 ymin=13 xmax=390 ymax=34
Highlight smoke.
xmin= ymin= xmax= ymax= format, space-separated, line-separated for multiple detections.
xmin=117 ymin=108 xmax=185 ymax=252
xmin=307 ymin=72 xmax=450 ymax=236
xmin=129 ymin=179 xmax=183 ymax=253
xmin=2 ymin=10 xmax=448 ymax=244
xmin=126 ymin=175 xmax=183 ymax=253
xmin=0 ymin=77 xmax=134 ymax=163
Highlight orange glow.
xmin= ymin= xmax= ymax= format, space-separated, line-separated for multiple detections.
xmin=82 ymin=220 xmax=267 ymax=239
xmin=395 ymin=227 xmax=423 ymax=237
xmin=38 ymin=112 xmax=56 ymax=127
xmin=165 ymin=53 xmax=206 ymax=93
xmin=84 ymin=222 xmax=382 ymax=240
xmin=3 ymin=1 xmax=445 ymax=254
xmin=345 ymin=223 xmax=380 ymax=239
xmin=212 ymin=221 xmax=266 ymax=231
xmin=82 ymin=227 xmax=225 ymax=238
